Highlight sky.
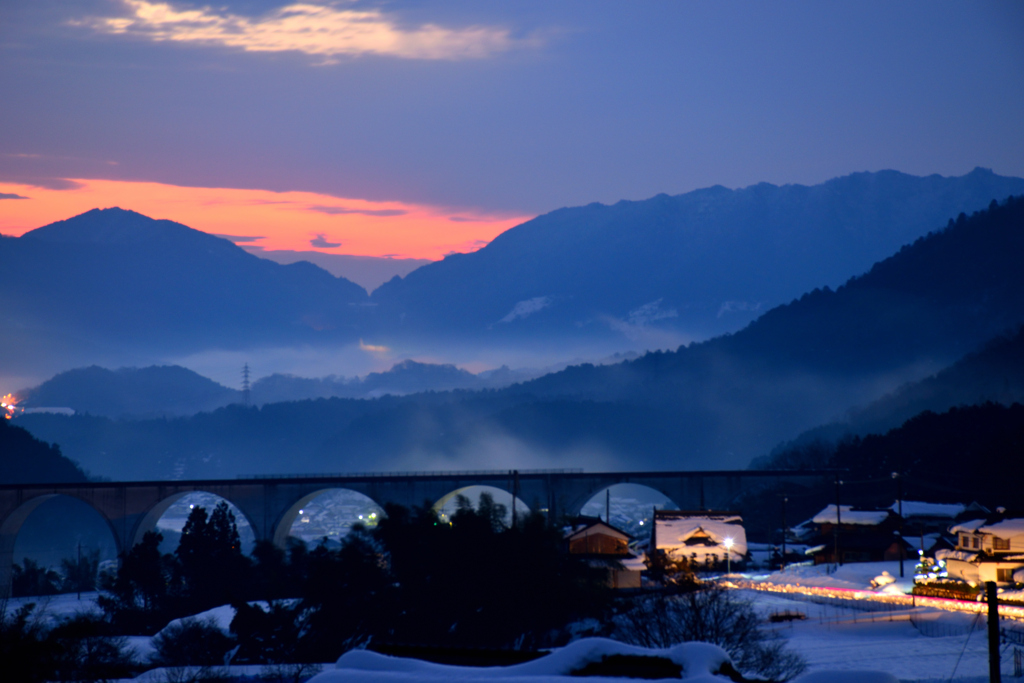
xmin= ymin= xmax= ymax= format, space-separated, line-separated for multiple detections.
xmin=1 ymin=0 xmax=1023 ymax=262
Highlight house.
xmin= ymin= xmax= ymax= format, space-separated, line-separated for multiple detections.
xmin=564 ymin=517 xmax=643 ymax=588
xmin=802 ymin=504 xmax=911 ymax=565
xmin=941 ymin=511 xmax=1024 ymax=585
xmin=889 ymin=500 xmax=976 ymax=555
xmin=649 ymin=510 xmax=747 ymax=570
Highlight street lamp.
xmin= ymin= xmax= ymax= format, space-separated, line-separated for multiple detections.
xmin=724 ymin=537 xmax=734 ymax=575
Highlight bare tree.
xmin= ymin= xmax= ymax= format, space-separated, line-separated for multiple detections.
xmin=614 ymin=585 xmax=805 ymax=682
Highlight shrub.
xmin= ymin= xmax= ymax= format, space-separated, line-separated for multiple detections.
xmin=613 ymin=585 xmax=806 ymax=681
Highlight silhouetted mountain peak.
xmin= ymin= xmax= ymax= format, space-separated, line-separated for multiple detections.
xmin=20 ymin=207 xmax=224 ymax=247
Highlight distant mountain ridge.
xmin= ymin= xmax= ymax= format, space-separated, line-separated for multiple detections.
xmin=0 ymin=208 xmax=370 ymax=375
xmin=18 ymin=365 xmax=241 ymax=418
xmin=15 ymin=360 xmax=541 ymax=419
xmin=752 ymin=324 xmax=1024 ymax=467
xmin=371 ymin=168 xmax=1024 ymax=341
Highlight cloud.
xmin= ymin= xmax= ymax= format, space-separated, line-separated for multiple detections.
xmin=359 ymin=339 xmax=389 ymax=353
xmin=0 ymin=177 xmax=85 ymax=191
xmin=213 ymin=233 xmax=265 ymax=243
xmin=309 ymin=205 xmax=407 ymax=217
xmin=76 ymin=1 xmax=531 ymax=63
xmin=717 ymin=300 xmax=762 ymax=318
xmin=603 ymin=299 xmax=683 ymax=344
xmin=498 ymin=296 xmax=552 ymax=324
xmin=626 ymin=299 xmax=678 ymax=326
xmin=449 ymin=215 xmax=507 ymax=223
xmin=0 ymin=193 xmax=28 ymax=200
xmin=310 ymin=233 xmax=342 ymax=248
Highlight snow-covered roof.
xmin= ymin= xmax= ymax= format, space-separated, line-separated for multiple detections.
xmin=935 ymin=548 xmax=977 ymax=563
xmin=620 ymin=555 xmax=647 ymax=571
xmin=888 ymin=501 xmax=965 ymax=518
xmin=949 ymin=519 xmax=986 ymax=534
xmin=564 ymin=520 xmax=632 ymax=541
xmin=654 ymin=514 xmax=747 ymax=556
xmin=811 ymin=505 xmax=891 ymax=526
xmin=978 ymin=519 xmax=1024 ymax=537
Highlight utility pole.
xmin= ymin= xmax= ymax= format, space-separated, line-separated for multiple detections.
xmin=834 ymin=476 xmax=843 ymax=567
xmin=781 ymin=496 xmax=788 ymax=571
xmin=511 ymin=470 xmax=519 ymax=528
xmin=242 ymin=363 xmax=251 ymax=406
xmin=988 ymin=581 xmax=1002 ymax=683
xmin=893 ymin=472 xmax=904 ymax=577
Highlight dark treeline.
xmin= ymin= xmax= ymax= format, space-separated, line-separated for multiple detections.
xmin=101 ymin=496 xmax=609 ymax=659
xmin=0 ymin=417 xmax=86 ymax=484
xmin=6 ymin=502 xmax=807 ymax=681
xmin=740 ymin=402 xmax=1024 ymax=536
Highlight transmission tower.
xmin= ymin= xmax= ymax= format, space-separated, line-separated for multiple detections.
xmin=242 ymin=363 xmax=251 ymax=406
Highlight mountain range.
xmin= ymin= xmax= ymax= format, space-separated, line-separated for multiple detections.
xmin=3 ymin=168 xmax=1023 ymax=386
xmin=16 ymin=360 xmax=549 ymax=418
xmin=371 ymin=167 xmax=1024 ymax=341
xmin=14 ymin=195 xmax=1024 ymax=479
xmin=0 ymin=208 xmax=369 ymax=378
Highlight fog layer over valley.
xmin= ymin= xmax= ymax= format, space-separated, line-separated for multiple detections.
xmin=10 ymin=196 xmax=1024 ymax=479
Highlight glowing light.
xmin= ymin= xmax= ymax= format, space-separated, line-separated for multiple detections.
xmin=724 ymin=537 xmax=734 ymax=550
xmin=0 ymin=394 xmax=21 ymax=420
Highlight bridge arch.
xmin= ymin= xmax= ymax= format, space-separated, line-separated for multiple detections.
xmin=272 ymin=488 xmax=386 ymax=547
xmin=563 ymin=479 xmax=680 ymax=521
xmin=131 ymin=491 xmax=258 ymax=554
xmin=0 ymin=492 xmax=120 ymax=598
xmin=577 ymin=483 xmax=679 ymax=537
xmin=433 ymin=485 xmax=531 ymax=527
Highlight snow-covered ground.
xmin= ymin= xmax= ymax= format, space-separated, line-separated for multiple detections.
xmin=309 ymin=636 xmax=901 ymax=683
xmin=741 ymin=589 xmax=1011 ymax=682
xmin=749 ymin=560 xmax=917 ymax=593
xmin=9 ymin=581 xmax=1018 ymax=681
xmin=2 ymin=590 xmax=102 ymax=626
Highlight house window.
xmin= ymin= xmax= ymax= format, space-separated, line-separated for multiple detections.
xmin=973 ymin=537 xmax=981 ymax=549
xmin=961 ymin=534 xmax=971 ymax=548
xmin=997 ymin=568 xmax=1014 ymax=582
xmin=994 ymin=537 xmax=1011 ymax=551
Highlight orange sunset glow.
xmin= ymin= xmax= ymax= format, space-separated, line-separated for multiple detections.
xmin=0 ymin=178 xmax=530 ymax=260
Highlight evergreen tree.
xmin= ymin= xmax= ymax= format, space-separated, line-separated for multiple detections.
xmin=176 ymin=502 xmax=251 ymax=609
xmin=98 ymin=531 xmax=174 ymax=633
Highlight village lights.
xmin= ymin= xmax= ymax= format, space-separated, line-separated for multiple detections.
xmin=724 ymin=537 xmax=734 ymax=574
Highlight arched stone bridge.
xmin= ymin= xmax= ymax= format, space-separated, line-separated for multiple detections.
xmin=0 ymin=468 xmax=832 ymax=596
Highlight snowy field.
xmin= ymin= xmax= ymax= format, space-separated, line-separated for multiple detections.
xmin=748 ymin=560 xmax=918 ymax=593
xmin=742 ymin=589 xmax=1011 ymax=682
xmin=6 ymin=581 xmax=1020 ymax=681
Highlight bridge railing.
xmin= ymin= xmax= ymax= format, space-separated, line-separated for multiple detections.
xmin=239 ymin=468 xmax=584 ymax=480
